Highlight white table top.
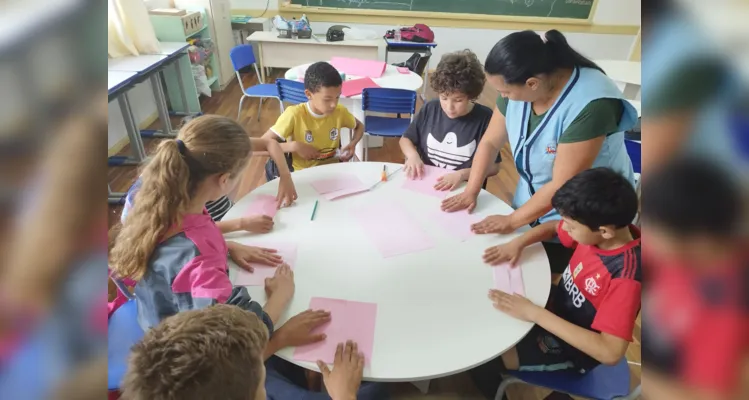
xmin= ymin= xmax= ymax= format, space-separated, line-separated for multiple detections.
xmin=225 ymin=162 xmax=551 ymax=382
xmin=108 ymin=71 xmax=137 ymax=92
xmin=595 ymin=60 xmax=641 ymax=86
xmin=107 ymin=54 xmax=168 ymax=73
xmin=248 ymin=30 xmax=383 ymax=48
xmin=156 ymin=41 xmax=190 ymax=56
xmin=285 ymin=63 xmax=423 ymax=100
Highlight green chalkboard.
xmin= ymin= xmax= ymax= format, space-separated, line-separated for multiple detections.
xmin=290 ymin=0 xmax=595 ymax=20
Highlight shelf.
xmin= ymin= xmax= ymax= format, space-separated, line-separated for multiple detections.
xmin=206 ymin=76 xmax=218 ymax=86
xmin=186 ymin=25 xmax=208 ymax=39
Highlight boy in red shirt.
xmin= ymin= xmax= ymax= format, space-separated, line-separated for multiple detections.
xmin=471 ymin=167 xmax=641 ymax=398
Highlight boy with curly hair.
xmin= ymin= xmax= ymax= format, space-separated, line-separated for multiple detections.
xmin=400 ymin=50 xmax=500 ymax=190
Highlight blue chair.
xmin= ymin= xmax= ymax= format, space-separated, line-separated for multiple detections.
xmin=495 ymin=358 xmax=641 ymax=400
xmin=229 ymin=44 xmax=280 ymax=120
xmin=107 ymin=299 xmax=144 ymax=392
xmin=361 ymin=88 xmax=417 ymax=161
xmin=276 ymin=78 xmax=307 ymax=111
xmin=624 ymin=139 xmax=641 ymax=175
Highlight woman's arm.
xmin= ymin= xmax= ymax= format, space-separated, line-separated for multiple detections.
xmin=464 ymin=106 xmax=510 ymax=196
xmin=509 ymin=136 xmax=605 ymax=228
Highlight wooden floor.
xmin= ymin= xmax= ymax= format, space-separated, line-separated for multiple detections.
xmin=107 ymin=70 xmax=641 ymax=399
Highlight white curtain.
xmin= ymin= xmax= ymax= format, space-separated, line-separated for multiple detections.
xmin=108 ymin=0 xmax=161 ymax=58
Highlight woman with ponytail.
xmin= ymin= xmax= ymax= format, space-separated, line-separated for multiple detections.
xmin=110 ymin=115 xmax=294 ymax=335
xmin=442 ymin=30 xmax=638 ymax=274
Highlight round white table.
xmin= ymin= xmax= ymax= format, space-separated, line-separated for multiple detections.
xmin=225 ymin=162 xmax=551 ymax=382
xmin=285 ymin=63 xmax=424 ymax=161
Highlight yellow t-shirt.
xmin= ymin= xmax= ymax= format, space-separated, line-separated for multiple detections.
xmin=270 ymin=103 xmax=357 ymax=171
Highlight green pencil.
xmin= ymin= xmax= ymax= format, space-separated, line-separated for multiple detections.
xmin=310 ymin=200 xmax=319 ymax=221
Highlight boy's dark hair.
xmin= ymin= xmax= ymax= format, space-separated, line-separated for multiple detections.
xmin=430 ymin=50 xmax=486 ymax=100
xmin=121 ymin=305 xmax=268 ymax=400
xmin=304 ymin=61 xmax=342 ymax=92
xmin=551 ymin=168 xmax=638 ymax=231
xmin=641 ymin=157 xmax=742 ymax=237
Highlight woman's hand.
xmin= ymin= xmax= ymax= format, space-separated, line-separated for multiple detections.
xmin=433 ymin=171 xmax=464 ymax=191
xmin=441 ymin=190 xmax=478 ymax=213
xmin=227 ymin=242 xmax=282 ymax=272
xmin=483 ymin=240 xmax=524 ymax=266
xmin=488 ymin=290 xmax=542 ymax=323
xmin=471 ymin=214 xmax=518 ymax=234
xmin=317 ymin=341 xmax=364 ymax=400
xmin=404 ymin=156 xmax=425 ymax=180
xmin=276 ymin=175 xmax=298 ymax=208
xmin=238 ymin=215 xmax=274 ymax=233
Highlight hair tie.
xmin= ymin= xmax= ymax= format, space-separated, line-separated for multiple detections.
xmin=175 ymin=139 xmax=186 ymax=155
xmin=539 ymin=31 xmax=548 ymax=43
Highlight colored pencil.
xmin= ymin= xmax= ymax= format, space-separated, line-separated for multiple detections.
xmin=310 ymin=200 xmax=319 ymax=221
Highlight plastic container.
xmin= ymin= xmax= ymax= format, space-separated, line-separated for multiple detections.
xmin=394 ymin=27 xmax=401 ymax=42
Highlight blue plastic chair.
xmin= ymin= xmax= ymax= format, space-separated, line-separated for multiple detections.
xmin=495 ymin=358 xmax=641 ymax=400
xmin=624 ymin=139 xmax=641 ymax=175
xmin=361 ymin=88 xmax=417 ymax=161
xmin=229 ymin=44 xmax=280 ymax=120
xmin=107 ymin=299 xmax=144 ymax=392
xmin=276 ymin=78 xmax=307 ymax=111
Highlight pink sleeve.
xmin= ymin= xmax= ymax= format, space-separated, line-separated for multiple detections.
xmin=171 ymin=254 xmax=232 ymax=303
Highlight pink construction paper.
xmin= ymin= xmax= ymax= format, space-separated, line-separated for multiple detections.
xmin=350 ymin=200 xmax=435 ymax=258
xmin=234 ymin=243 xmax=298 ymax=286
xmin=341 ymin=77 xmax=380 ymax=97
xmin=493 ymin=263 xmax=525 ymax=296
xmin=401 ymin=165 xmax=451 ymax=199
xmin=324 ymin=186 xmax=370 ymax=201
xmin=330 ymin=57 xmax=386 ymax=78
xmin=246 ymin=194 xmax=278 ymax=218
xmin=293 ymin=297 xmax=377 ymax=365
xmin=311 ymin=174 xmax=365 ymax=194
xmin=432 ymin=210 xmax=482 ymax=241
xmin=397 ymin=66 xmax=410 ymax=74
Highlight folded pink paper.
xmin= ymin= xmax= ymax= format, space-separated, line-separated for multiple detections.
xmin=293 ymin=297 xmax=377 ymax=365
xmin=324 ymin=186 xmax=370 ymax=201
xmin=341 ymin=77 xmax=380 ymax=97
xmin=234 ymin=242 xmax=298 ymax=286
xmin=401 ymin=165 xmax=451 ymax=199
xmin=246 ymin=194 xmax=278 ymax=218
xmin=432 ymin=210 xmax=482 ymax=241
xmin=350 ymin=200 xmax=435 ymax=258
xmin=493 ymin=263 xmax=525 ymax=296
xmin=311 ymin=175 xmax=370 ymax=200
xmin=330 ymin=57 xmax=386 ymax=78
xmin=396 ymin=66 xmax=410 ymax=74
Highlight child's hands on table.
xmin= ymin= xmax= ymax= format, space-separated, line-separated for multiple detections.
xmin=276 ymin=176 xmax=298 ymax=208
xmin=264 ymin=263 xmax=294 ymax=301
xmin=404 ymin=157 xmax=424 ymax=179
xmin=488 ymin=290 xmax=541 ymax=323
xmin=471 ymin=214 xmax=518 ymax=234
xmin=227 ymin=242 xmax=282 ymax=271
xmin=483 ymin=239 xmax=524 ymax=266
xmin=276 ymin=309 xmax=331 ymax=347
xmin=317 ymin=341 xmax=364 ymax=400
xmin=239 ymin=215 xmax=274 ymax=233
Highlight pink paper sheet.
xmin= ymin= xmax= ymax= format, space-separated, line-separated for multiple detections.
xmin=401 ymin=165 xmax=451 ymax=199
xmin=492 ymin=263 xmax=525 ymax=296
xmin=246 ymin=194 xmax=278 ymax=218
xmin=341 ymin=77 xmax=380 ymax=97
xmin=311 ymin=175 xmax=370 ymax=200
xmin=432 ymin=210 xmax=482 ymax=241
xmin=396 ymin=66 xmax=410 ymax=74
xmin=234 ymin=243 xmax=298 ymax=286
xmin=293 ymin=297 xmax=377 ymax=365
xmin=330 ymin=57 xmax=386 ymax=78
xmin=350 ymin=201 xmax=435 ymax=258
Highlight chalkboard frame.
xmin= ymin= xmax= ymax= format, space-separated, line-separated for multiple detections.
xmin=280 ymin=0 xmax=600 ymax=24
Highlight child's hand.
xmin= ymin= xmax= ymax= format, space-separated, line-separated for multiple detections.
xmin=471 ymin=214 xmax=518 ymax=234
xmin=276 ymin=176 xmax=298 ymax=208
xmin=294 ymin=141 xmax=321 ymax=160
xmin=228 ymin=242 xmax=282 ymax=271
xmin=317 ymin=341 xmax=364 ymax=400
xmin=434 ymin=171 xmax=464 ymax=191
xmin=488 ymin=290 xmax=542 ymax=323
xmin=276 ymin=309 xmax=331 ymax=347
xmin=483 ymin=240 xmax=524 ymax=266
xmin=404 ymin=157 xmax=424 ymax=179
xmin=264 ymin=263 xmax=294 ymax=302
xmin=339 ymin=143 xmax=356 ymax=162
xmin=239 ymin=215 xmax=274 ymax=233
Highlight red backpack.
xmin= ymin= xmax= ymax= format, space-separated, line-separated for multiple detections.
xmin=386 ymin=24 xmax=435 ymax=43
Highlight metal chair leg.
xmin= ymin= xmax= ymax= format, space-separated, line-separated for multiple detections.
xmin=237 ymin=95 xmax=247 ymax=120
xmin=494 ymin=376 xmax=521 ymax=400
xmin=257 ymin=97 xmax=263 ymax=121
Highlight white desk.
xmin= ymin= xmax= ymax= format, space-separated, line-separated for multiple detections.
xmin=596 ymin=60 xmax=641 ymax=100
xmin=285 ymin=64 xmax=424 ymax=162
xmin=247 ymin=31 xmax=383 ymax=82
xmin=225 ymin=162 xmax=551 ymax=383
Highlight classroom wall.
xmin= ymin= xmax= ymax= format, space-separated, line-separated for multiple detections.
xmin=108 ymin=0 xmax=640 ymax=149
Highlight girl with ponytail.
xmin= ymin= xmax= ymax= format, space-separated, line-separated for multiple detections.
xmin=110 ymin=115 xmax=294 ymax=333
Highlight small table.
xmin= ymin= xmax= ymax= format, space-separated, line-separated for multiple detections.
xmin=247 ymin=31 xmax=383 ymax=83
xmin=108 ymin=70 xmax=142 ymax=204
xmin=384 ymin=39 xmax=437 ymax=100
xmin=285 ymin=63 xmax=424 ymax=161
xmin=226 ymin=162 xmax=551 ymax=386
xmin=596 ymin=60 xmax=641 ymax=100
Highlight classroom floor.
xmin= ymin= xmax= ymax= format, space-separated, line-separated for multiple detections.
xmin=107 ymin=70 xmax=641 ymax=400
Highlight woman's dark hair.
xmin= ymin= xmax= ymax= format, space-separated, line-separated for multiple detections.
xmin=484 ymin=30 xmax=604 ymax=84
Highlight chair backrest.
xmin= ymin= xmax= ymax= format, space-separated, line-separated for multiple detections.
xmin=509 ymin=358 xmax=632 ymax=399
xmin=624 ymin=139 xmax=641 ymax=174
xmin=229 ymin=44 xmax=257 ymax=72
xmin=276 ymin=78 xmax=307 ymax=105
xmin=107 ymin=300 xmax=144 ymax=390
xmin=362 ymin=88 xmax=417 ymax=116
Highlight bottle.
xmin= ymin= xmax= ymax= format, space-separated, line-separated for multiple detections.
xmin=291 ymin=17 xmax=298 ymax=39
xmin=394 ymin=26 xmax=401 ymax=42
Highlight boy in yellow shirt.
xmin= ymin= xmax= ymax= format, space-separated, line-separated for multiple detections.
xmin=263 ymin=62 xmax=364 ymax=177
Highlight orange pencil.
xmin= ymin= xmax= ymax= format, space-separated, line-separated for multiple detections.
xmin=381 ymin=165 xmax=387 ymax=181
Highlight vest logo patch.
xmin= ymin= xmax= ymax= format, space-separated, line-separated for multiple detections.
xmin=563 ymin=266 xmax=586 ymax=308
xmin=545 ymin=144 xmax=557 ymax=154
xmin=329 ymin=127 xmax=339 ymax=141
xmin=304 ymin=131 xmax=313 ymax=143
